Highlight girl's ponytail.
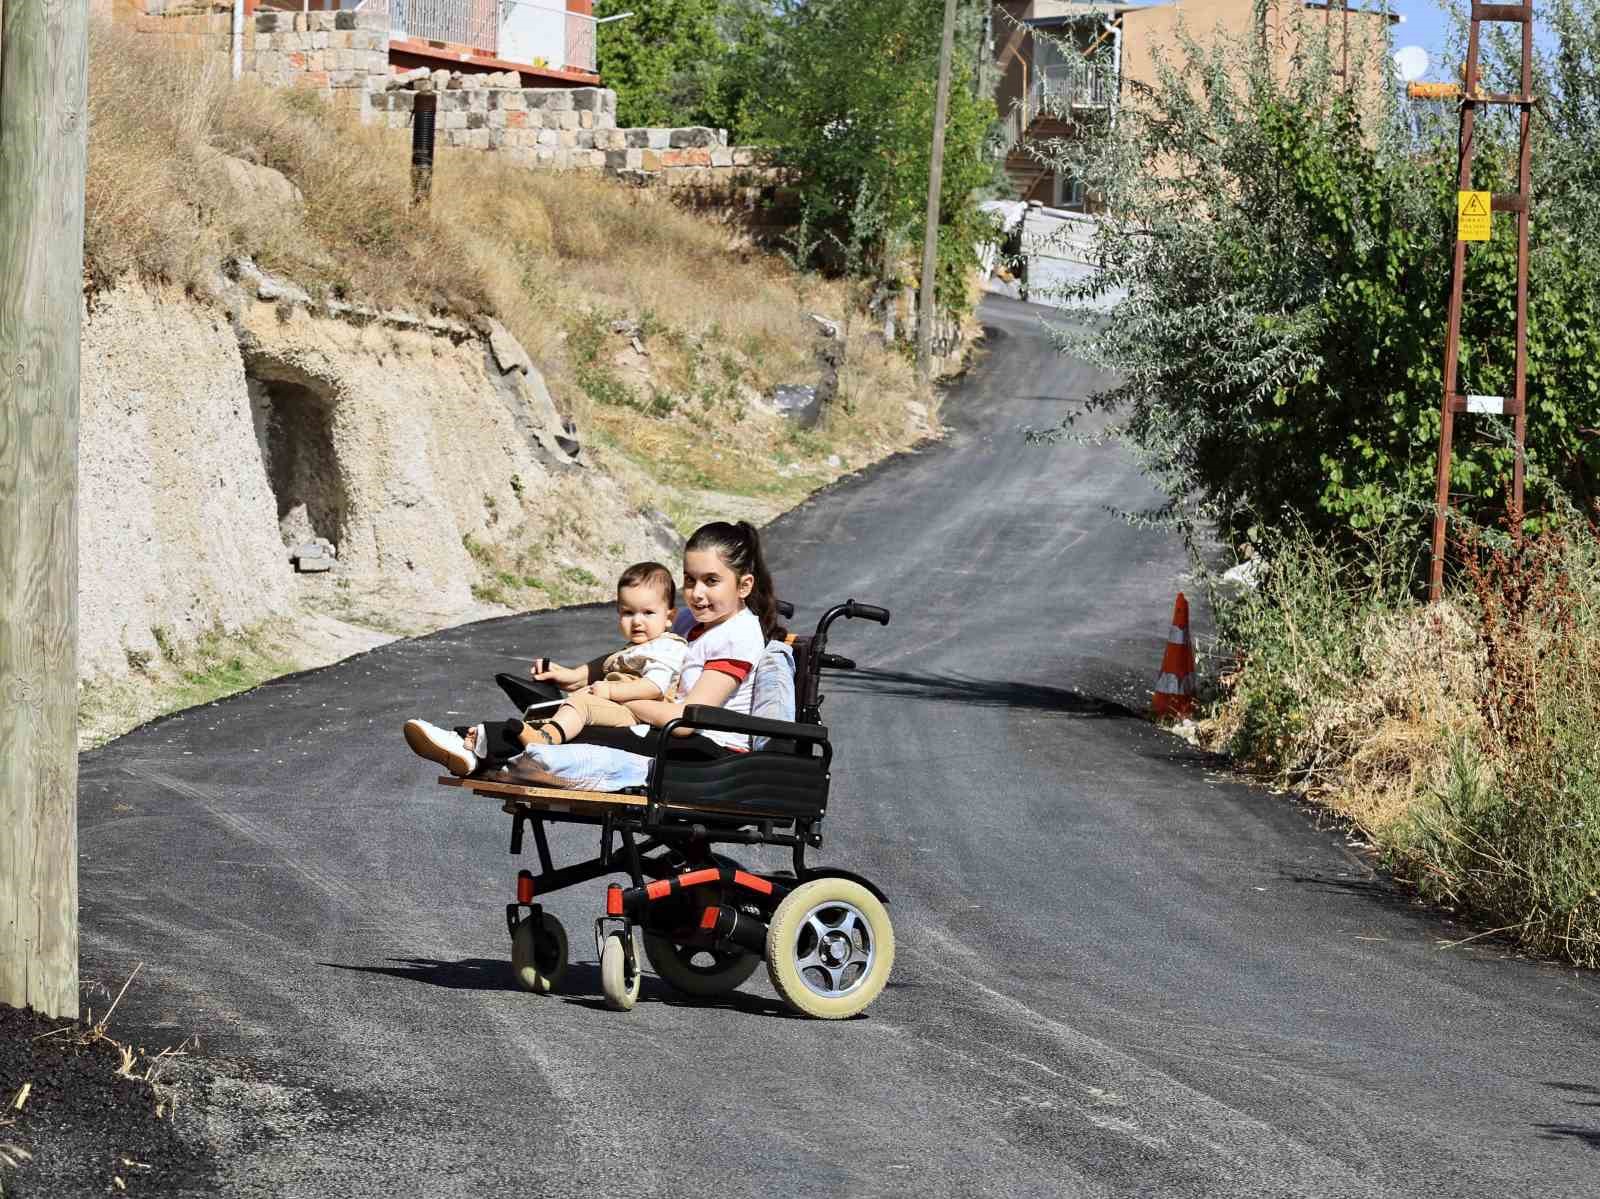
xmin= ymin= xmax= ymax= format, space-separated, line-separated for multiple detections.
xmin=686 ymin=519 xmax=780 ymax=640
xmin=735 ymin=520 xmax=778 ymax=640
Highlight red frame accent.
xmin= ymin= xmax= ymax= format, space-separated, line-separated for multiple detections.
xmin=516 ymin=870 xmax=534 ymax=904
xmin=606 ymin=883 xmax=623 ymax=916
xmin=699 ymin=906 xmax=721 ymax=930
xmin=733 ymin=870 xmax=773 ymax=896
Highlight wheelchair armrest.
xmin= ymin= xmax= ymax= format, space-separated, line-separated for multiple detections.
xmin=675 ymin=705 xmax=829 ymax=745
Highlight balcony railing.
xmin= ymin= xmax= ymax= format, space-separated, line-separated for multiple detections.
xmin=1031 ymin=62 xmax=1116 ymax=114
xmin=363 ymin=0 xmax=598 ymax=72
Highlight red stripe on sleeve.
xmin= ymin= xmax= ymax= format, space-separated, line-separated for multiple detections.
xmin=703 ymin=658 xmax=752 ymax=683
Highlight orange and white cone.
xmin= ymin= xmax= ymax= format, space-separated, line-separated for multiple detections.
xmin=1152 ymin=592 xmax=1196 ymax=720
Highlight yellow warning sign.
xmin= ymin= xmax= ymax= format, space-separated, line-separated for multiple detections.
xmin=1458 ymin=190 xmax=1492 ymax=241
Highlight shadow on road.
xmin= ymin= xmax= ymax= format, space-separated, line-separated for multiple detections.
xmin=832 ymin=667 xmax=1138 ymax=719
xmin=1536 ymin=1082 xmax=1600 ymax=1149
xmin=323 ymin=957 xmax=523 ymax=994
xmin=1535 ymin=1123 xmax=1600 ymax=1150
xmin=555 ymin=963 xmax=801 ymax=1019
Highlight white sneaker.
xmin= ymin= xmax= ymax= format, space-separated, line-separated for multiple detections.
xmin=403 ymin=719 xmax=475 ymax=777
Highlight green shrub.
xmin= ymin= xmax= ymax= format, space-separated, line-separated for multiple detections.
xmin=1040 ymin=13 xmax=1600 ymax=546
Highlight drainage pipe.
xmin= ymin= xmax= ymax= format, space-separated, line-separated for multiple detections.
xmin=411 ymin=90 xmax=438 ymax=207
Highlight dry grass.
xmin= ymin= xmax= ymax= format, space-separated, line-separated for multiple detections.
xmin=1205 ymin=523 xmax=1600 ymax=966
xmin=85 ymin=21 xmax=935 ymax=516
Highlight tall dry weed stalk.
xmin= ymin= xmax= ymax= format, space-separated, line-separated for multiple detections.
xmin=1396 ymin=525 xmax=1600 ymax=965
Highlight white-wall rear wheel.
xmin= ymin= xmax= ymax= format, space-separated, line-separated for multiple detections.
xmin=765 ymin=877 xmax=893 ymax=1019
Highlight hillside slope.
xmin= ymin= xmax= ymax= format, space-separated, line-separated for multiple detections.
xmin=76 ymin=23 xmax=948 ymax=745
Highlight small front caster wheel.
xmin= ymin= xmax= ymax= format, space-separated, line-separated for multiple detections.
xmin=600 ymin=930 xmax=641 ymax=1011
xmin=765 ymin=877 xmax=894 ymax=1019
xmin=511 ymin=911 xmax=568 ymax=994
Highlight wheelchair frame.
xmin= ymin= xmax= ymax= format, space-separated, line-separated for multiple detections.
xmin=436 ymin=599 xmax=895 ymax=1018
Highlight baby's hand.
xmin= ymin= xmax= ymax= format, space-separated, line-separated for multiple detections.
xmin=586 ymin=681 xmax=612 ymax=701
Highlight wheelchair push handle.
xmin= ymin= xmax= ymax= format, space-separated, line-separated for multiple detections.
xmin=845 ymin=600 xmax=890 ymax=625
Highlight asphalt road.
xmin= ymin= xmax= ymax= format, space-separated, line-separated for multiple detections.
xmin=80 ymin=296 xmax=1600 ymax=1197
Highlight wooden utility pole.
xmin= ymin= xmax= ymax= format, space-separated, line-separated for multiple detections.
xmin=0 ymin=0 xmax=89 ymax=1019
xmin=917 ymin=0 xmax=960 ymax=385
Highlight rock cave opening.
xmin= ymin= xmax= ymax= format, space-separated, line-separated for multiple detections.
xmin=248 ymin=370 xmax=349 ymax=555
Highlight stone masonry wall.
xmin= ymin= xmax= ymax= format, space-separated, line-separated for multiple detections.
xmin=129 ymin=8 xmax=779 ymax=199
xmin=129 ymin=5 xmax=387 ymax=117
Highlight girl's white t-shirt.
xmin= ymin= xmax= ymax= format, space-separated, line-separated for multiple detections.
xmin=678 ymin=607 xmax=766 ymax=749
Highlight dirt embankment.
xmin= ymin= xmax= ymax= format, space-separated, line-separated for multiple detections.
xmin=77 ymin=267 xmax=948 ymax=748
xmin=77 ymin=274 xmax=685 ymax=746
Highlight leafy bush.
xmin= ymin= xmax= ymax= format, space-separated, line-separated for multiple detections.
xmin=741 ymin=0 xmax=1001 ymax=314
xmin=1037 ymin=15 xmax=1600 ymax=547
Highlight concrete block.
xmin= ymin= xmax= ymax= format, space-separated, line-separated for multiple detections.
xmin=575 ymin=129 xmax=593 ymax=149
xmin=558 ymin=110 xmax=579 ymax=130
xmin=466 ymin=128 xmax=490 ymax=150
xmin=639 ymin=149 xmax=661 ymax=172
xmin=558 ymin=129 xmax=577 ymax=147
xmin=669 ymin=126 xmax=717 ymax=148
xmin=537 ymin=128 xmax=558 ymax=146
xmin=467 ymin=111 xmax=486 ymax=130
xmin=569 ymin=87 xmax=603 ymax=112
xmin=335 ymin=9 xmax=358 ymax=30
xmin=711 ymin=147 xmax=733 ymax=167
xmin=580 ymin=110 xmax=594 ymax=129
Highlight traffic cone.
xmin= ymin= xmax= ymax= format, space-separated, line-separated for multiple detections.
xmin=1152 ymin=592 xmax=1196 ymax=720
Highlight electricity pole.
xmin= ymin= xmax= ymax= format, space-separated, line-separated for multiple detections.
xmin=917 ymin=0 xmax=960 ymax=386
xmin=0 ymin=0 xmax=89 ymax=1019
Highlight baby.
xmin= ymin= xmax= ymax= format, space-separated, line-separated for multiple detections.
xmin=521 ymin=560 xmax=686 ymax=745
xmin=404 ymin=561 xmax=686 ymax=776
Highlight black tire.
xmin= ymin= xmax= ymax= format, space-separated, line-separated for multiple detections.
xmin=642 ymin=932 xmax=761 ymax=997
xmin=510 ymin=911 xmax=568 ymax=994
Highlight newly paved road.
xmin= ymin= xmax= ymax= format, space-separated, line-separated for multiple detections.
xmin=81 ymin=297 xmax=1600 ymax=1197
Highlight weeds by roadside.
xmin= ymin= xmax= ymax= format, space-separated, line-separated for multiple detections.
xmin=0 ymin=969 xmax=211 ymax=1196
xmin=1202 ymin=520 xmax=1600 ymax=966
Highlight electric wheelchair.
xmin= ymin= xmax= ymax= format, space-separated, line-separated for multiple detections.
xmin=436 ymin=598 xmax=893 ymax=1019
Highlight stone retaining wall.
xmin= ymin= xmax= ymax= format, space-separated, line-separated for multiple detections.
xmin=129 ymin=8 xmax=776 ymax=195
xmin=129 ymin=5 xmax=387 ymax=116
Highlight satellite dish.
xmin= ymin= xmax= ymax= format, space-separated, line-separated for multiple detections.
xmin=1393 ymin=45 xmax=1429 ymax=83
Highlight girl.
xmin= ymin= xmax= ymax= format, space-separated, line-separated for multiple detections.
xmin=405 ymin=520 xmax=779 ymax=779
